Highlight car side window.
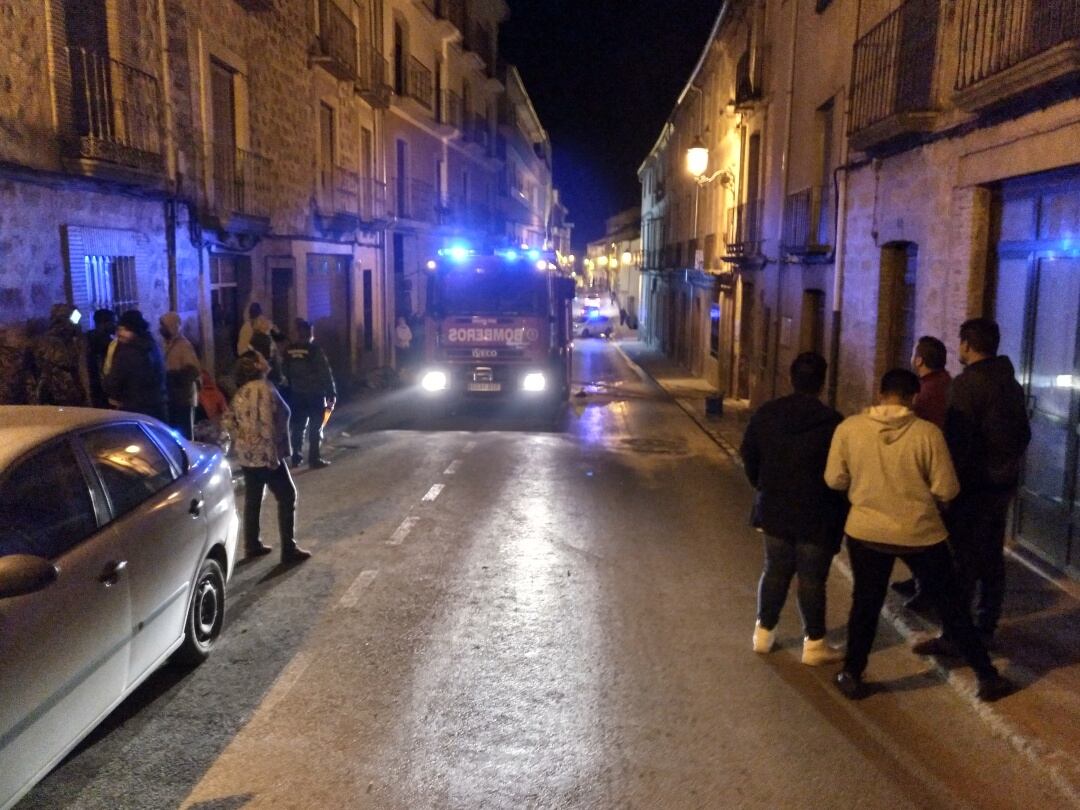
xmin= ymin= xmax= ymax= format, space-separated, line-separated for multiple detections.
xmin=81 ymin=424 xmax=177 ymax=520
xmin=144 ymin=423 xmax=187 ymax=475
xmin=0 ymin=440 xmax=98 ymax=559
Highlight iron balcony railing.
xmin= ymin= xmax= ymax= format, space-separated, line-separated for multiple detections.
xmin=212 ymin=144 xmax=272 ymax=219
xmin=406 ymin=56 xmax=433 ymax=109
xmin=726 ymin=200 xmax=765 ymax=257
xmin=356 ymin=46 xmax=391 ymax=107
xmin=957 ymin=0 xmax=1080 ymax=90
xmin=436 ymin=0 xmax=467 ymax=34
xmin=392 ymin=177 xmax=435 ymax=222
xmin=359 ymin=178 xmax=387 ymax=222
xmin=63 ymin=46 xmax=163 ymax=167
xmin=849 ymin=0 xmax=940 ymax=134
xmin=315 ymin=0 xmax=358 ymax=80
xmin=735 ymin=47 xmax=765 ymax=106
xmin=781 ymin=186 xmax=832 ymax=254
xmin=465 ymin=114 xmax=489 ymax=148
xmin=438 ymin=89 xmax=463 ymax=129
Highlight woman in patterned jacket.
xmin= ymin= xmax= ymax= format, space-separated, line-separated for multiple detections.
xmin=225 ymin=351 xmax=311 ymax=564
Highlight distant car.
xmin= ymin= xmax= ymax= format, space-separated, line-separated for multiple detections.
xmin=574 ymin=299 xmax=616 ymax=338
xmin=0 ymin=406 xmax=239 ymax=810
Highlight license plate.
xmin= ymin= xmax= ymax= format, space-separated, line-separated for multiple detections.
xmin=467 ymin=382 xmax=501 ymax=392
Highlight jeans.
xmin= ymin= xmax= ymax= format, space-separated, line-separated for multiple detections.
xmin=242 ymin=463 xmax=297 ymax=554
xmin=757 ymin=534 xmax=834 ymax=640
xmin=948 ymin=489 xmax=1013 ymax=635
xmin=844 ymin=538 xmax=995 ymax=679
xmin=289 ymin=396 xmax=325 ymax=463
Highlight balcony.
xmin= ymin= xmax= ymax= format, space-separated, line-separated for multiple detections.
xmin=955 ymin=0 xmax=1080 ymax=112
xmin=312 ymin=0 xmax=358 ymax=81
xmin=355 ymin=46 xmax=391 ymax=108
xmin=358 ymin=178 xmax=388 ymax=223
xmin=848 ymin=0 xmax=940 ymax=154
xmin=233 ymin=0 xmax=272 ymax=9
xmin=405 ymin=56 xmax=433 ymax=110
xmin=60 ymin=47 xmax=164 ymax=180
xmin=437 ymin=89 xmax=463 ymax=131
xmin=724 ymin=200 xmax=765 ymax=261
xmin=209 ymin=144 xmax=272 ymax=233
xmin=464 ymin=114 xmax=490 ymax=150
xmin=392 ymin=177 xmax=436 ymax=223
xmin=435 ymin=0 xmax=467 ymax=36
xmin=781 ymin=186 xmax=832 ymax=256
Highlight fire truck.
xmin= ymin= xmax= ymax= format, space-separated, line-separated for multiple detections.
xmin=417 ymin=246 xmax=576 ymax=404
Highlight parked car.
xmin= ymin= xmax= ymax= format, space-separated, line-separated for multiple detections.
xmin=573 ymin=297 xmax=617 ymax=338
xmin=0 ymin=406 xmax=239 ymax=810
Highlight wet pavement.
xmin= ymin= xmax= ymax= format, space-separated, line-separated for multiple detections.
xmin=17 ymin=338 xmax=1078 ymax=809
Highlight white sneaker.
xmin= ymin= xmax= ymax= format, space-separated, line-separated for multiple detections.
xmin=802 ymin=636 xmax=843 ymax=666
xmin=752 ymin=621 xmax=776 ymax=653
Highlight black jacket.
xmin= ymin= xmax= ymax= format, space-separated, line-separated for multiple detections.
xmin=740 ymin=393 xmax=847 ymax=549
xmin=104 ymin=334 xmax=168 ymax=421
xmin=283 ymin=340 xmax=336 ymax=400
xmin=945 ymin=355 xmax=1031 ymax=492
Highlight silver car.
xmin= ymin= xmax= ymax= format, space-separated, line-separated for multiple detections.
xmin=0 ymin=406 xmax=239 ymax=809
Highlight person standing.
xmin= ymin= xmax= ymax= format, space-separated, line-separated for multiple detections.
xmin=86 ymin=309 xmax=117 ymax=409
xmin=249 ymin=314 xmax=286 ymax=386
xmin=104 ymin=309 xmax=168 ymax=421
xmin=892 ymin=335 xmax=953 ymax=609
xmin=283 ymin=319 xmax=336 ymax=468
xmin=160 ymin=312 xmax=201 ymax=439
xmin=236 ymin=302 xmax=266 ymax=357
xmin=944 ymin=318 xmax=1030 ymax=647
xmin=825 ymin=369 xmax=1011 ymax=702
xmin=224 ymin=352 xmax=310 ymax=564
xmin=394 ymin=315 xmax=413 ymax=369
xmin=30 ymin=303 xmax=89 ymax=407
xmin=740 ymin=352 xmax=846 ymax=665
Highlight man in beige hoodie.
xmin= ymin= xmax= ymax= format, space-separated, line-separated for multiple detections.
xmin=825 ymin=369 xmax=1011 ymax=702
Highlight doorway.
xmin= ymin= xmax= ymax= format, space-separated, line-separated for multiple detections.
xmin=306 ymin=254 xmax=352 ymax=392
xmin=991 ymin=169 xmax=1080 ymax=574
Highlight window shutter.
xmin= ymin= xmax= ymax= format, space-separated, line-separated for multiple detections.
xmin=62 ymin=226 xmax=92 ymax=311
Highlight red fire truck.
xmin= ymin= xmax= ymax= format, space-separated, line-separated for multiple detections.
xmin=417 ymin=246 xmax=576 ymax=404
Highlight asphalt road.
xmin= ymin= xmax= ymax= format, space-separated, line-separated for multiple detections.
xmin=19 ymin=339 xmax=1069 ymax=809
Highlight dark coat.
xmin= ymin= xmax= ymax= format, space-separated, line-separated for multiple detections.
xmin=86 ymin=327 xmax=114 ymax=408
xmin=104 ymin=333 xmax=168 ymax=421
xmin=945 ymin=355 xmax=1031 ymax=492
xmin=913 ymin=368 xmax=951 ymax=429
xmin=283 ymin=340 xmax=336 ymax=401
xmin=740 ymin=393 xmax=847 ymax=550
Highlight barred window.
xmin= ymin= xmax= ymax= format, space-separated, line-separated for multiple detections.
xmin=82 ymin=255 xmax=138 ymax=314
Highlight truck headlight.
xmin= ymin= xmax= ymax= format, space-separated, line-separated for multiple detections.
xmin=421 ymin=370 xmax=449 ymax=392
xmin=522 ymin=372 xmax=546 ymax=392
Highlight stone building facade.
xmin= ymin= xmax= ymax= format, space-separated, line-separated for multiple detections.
xmin=1 ymin=0 xmax=562 ymax=395
xmin=640 ymin=0 xmax=1080 ymax=576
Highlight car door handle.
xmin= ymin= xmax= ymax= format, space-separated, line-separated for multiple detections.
xmin=189 ymin=498 xmax=203 ymax=517
xmin=99 ymin=560 xmax=127 ymax=587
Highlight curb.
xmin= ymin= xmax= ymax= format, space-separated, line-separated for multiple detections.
xmin=614 ymin=341 xmax=1080 ymax=807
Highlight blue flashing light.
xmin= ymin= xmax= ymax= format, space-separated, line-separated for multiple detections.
xmin=586 ymin=307 xmax=602 ymax=321
xmin=445 ymin=245 xmax=470 ymax=263
xmin=527 ymin=249 xmax=541 ymax=261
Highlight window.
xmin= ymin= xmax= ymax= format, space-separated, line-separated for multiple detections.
xmin=81 ymin=424 xmax=176 ymax=520
xmin=0 ymin=440 xmax=98 ymax=559
xmin=143 ymin=423 xmax=187 ymax=475
xmin=83 ymin=255 xmax=138 ymax=313
xmin=319 ymin=103 xmax=335 ymax=207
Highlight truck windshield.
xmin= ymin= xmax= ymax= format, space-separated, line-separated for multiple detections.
xmin=436 ymin=268 xmax=547 ymax=316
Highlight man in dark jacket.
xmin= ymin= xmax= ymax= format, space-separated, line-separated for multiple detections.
xmin=944 ymin=318 xmax=1031 ymax=647
xmin=104 ymin=309 xmax=169 ymax=422
xmin=283 ymin=319 xmax=337 ymax=469
xmin=87 ymin=308 xmax=117 ymax=408
xmin=740 ymin=352 xmax=846 ymax=665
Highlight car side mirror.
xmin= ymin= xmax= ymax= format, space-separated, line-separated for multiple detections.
xmin=0 ymin=554 xmax=60 ymax=599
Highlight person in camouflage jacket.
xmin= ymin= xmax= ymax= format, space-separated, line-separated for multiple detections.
xmin=30 ymin=303 xmax=88 ymax=407
xmin=0 ymin=333 xmax=31 ymax=405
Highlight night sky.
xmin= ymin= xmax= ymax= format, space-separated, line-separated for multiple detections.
xmin=501 ymin=1 xmax=720 ymax=248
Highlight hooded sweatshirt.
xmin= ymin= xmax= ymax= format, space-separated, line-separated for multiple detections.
xmin=825 ymin=404 xmax=959 ymax=547
xmin=740 ymin=392 xmax=846 ymax=548
xmin=161 ymin=312 xmax=201 ymax=408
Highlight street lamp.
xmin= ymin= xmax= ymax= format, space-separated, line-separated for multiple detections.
xmin=687 ymin=136 xmax=710 ymax=180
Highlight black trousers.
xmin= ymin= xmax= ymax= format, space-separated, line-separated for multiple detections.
xmin=242 ymin=463 xmax=297 ymax=555
xmin=167 ymin=404 xmax=194 ymax=440
xmin=289 ymin=397 xmax=325 ymax=463
xmin=948 ymin=489 xmax=1013 ymax=635
xmin=844 ymin=538 xmax=995 ymax=679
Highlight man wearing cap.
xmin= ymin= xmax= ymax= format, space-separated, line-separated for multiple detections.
xmin=283 ymin=319 xmax=337 ymax=468
xmin=104 ymin=309 xmax=168 ymax=422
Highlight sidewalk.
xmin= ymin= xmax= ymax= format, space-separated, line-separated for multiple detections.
xmin=617 ymin=338 xmax=1080 ymax=804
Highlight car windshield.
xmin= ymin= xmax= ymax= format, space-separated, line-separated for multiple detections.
xmin=436 ymin=265 xmax=547 ymax=316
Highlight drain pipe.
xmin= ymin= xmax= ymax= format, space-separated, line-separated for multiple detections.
xmin=772 ymin=0 xmax=799 ymax=398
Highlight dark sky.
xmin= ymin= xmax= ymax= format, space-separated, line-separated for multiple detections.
xmin=501 ymin=1 xmax=720 ymax=248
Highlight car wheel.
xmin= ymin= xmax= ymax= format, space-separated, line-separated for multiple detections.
xmin=174 ymin=557 xmax=225 ymax=666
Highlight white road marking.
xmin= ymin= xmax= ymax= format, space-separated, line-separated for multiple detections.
xmin=444 ymin=459 xmax=461 ymax=475
xmin=387 ymin=516 xmax=420 ymax=546
xmin=422 ymin=484 xmax=445 ymax=502
xmin=463 ymin=440 xmax=478 ymax=454
xmin=260 ymin=651 xmax=314 ymax=714
xmin=337 ymin=569 xmax=379 ymax=609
